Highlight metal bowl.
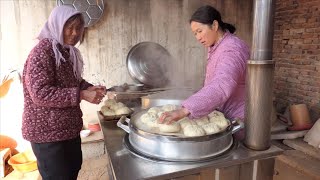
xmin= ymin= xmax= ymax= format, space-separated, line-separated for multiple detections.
xmin=126 ymin=42 xmax=171 ymax=87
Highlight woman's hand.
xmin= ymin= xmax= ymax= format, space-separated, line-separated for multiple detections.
xmin=80 ymin=85 xmax=106 ymax=104
xmin=87 ymin=85 xmax=107 ymax=96
xmin=158 ymin=108 xmax=190 ymax=124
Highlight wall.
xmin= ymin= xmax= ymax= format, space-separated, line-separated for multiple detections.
xmin=273 ymin=0 xmax=320 ymax=119
xmin=0 ymin=0 xmax=253 ymax=149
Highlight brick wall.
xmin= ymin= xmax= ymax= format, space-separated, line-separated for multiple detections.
xmin=273 ymin=0 xmax=320 ymax=116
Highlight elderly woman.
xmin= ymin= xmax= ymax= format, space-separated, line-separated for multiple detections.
xmin=22 ymin=6 xmax=106 ymax=179
xmin=159 ymin=5 xmax=250 ymax=139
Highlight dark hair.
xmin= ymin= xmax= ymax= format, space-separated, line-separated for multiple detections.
xmin=189 ymin=5 xmax=236 ymax=34
xmin=66 ymin=14 xmax=85 ymax=27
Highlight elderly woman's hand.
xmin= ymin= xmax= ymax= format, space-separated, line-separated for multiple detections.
xmin=158 ymin=108 xmax=190 ymax=124
xmin=80 ymin=88 xmax=105 ymax=104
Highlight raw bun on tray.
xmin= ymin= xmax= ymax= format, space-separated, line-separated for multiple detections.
xmin=115 ymin=106 xmax=132 ymax=115
xmin=110 ymin=102 xmax=125 ymax=110
xmin=101 ymin=100 xmax=131 ymax=116
xmin=104 ymin=99 xmax=117 ymax=108
xmin=101 ymin=107 xmax=116 ymax=116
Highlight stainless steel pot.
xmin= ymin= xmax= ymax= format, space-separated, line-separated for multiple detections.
xmin=117 ymin=109 xmax=244 ymax=162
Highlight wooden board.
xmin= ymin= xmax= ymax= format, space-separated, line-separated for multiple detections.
xmin=283 ymin=138 xmax=320 ymax=160
xmin=274 ymin=150 xmax=320 ymax=180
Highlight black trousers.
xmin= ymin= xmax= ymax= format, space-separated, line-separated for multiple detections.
xmin=31 ymin=136 xmax=82 ymax=180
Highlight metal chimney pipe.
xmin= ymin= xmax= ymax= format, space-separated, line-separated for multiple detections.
xmin=244 ymin=0 xmax=275 ymax=150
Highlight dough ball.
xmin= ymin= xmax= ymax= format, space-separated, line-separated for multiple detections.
xmin=178 ymin=118 xmax=197 ymax=129
xmin=201 ymin=123 xmax=221 ymax=135
xmin=115 ymin=107 xmax=132 ymax=115
xmin=104 ymin=99 xmax=117 ymax=108
xmin=158 ymin=122 xmax=181 ymax=133
xmin=101 ymin=108 xmax=116 ymax=116
xmin=183 ymin=125 xmax=206 ymax=137
xmin=210 ymin=116 xmax=229 ymax=129
xmin=148 ymin=107 xmax=161 ymax=115
xmin=208 ymin=110 xmax=225 ymax=118
xmin=194 ymin=116 xmax=209 ymax=126
xmin=161 ymin=104 xmax=177 ymax=112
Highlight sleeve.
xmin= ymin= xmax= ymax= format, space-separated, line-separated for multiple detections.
xmin=25 ymin=45 xmax=80 ymax=108
xmin=182 ymin=50 xmax=246 ymax=118
xmin=80 ymin=79 xmax=93 ymax=90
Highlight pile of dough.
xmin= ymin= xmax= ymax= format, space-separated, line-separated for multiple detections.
xmin=101 ymin=100 xmax=131 ymax=116
xmin=104 ymin=99 xmax=117 ymax=108
xmin=158 ymin=122 xmax=181 ymax=133
xmin=110 ymin=102 xmax=125 ymax=111
xmin=183 ymin=125 xmax=206 ymax=137
xmin=101 ymin=106 xmax=116 ymax=116
xmin=178 ymin=117 xmax=197 ymax=129
xmin=161 ymin=104 xmax=177 ymax=112
xmin=194 ymin=116 xmax=209 ymax=126
xmin=201 ymin=123 xmax=221 ymax=135
xmin=115 ymin=106 xmax=132 ymax=115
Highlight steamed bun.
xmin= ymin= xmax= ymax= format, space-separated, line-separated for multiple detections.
xmin=208 ymin=110 xmax=225 ymax=118
xmin=194 ymin=116 xmax=209 ymax=126
xmin=210 ymin=116 xmax=229 ymax=130
xmin=201 ymin=123 xmax=221 ymax=135
xmin=140 ymin=112 xmax=159 ymax=128
xmin=158 ymin=122 xmax=181 ymax=133
xmin=183 ymin=125 xmax=206 ymax=137
xmin=178 ymin=118 xmax=197 ymax=129
xmin=148 ymin=107 xmax=161 ymax=115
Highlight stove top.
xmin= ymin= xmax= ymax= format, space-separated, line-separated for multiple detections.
xmin=123 ymin=134 xmax=240 ymax=164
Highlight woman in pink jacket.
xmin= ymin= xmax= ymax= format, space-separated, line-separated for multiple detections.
xmin=22 ymin=6 xmax=106 ymax=179
xmin=160 ymin=5 xmax=250 ymax=139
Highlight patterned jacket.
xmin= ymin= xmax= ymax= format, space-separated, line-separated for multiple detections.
xmin=22 ymin=38 xmax=92 ymax=143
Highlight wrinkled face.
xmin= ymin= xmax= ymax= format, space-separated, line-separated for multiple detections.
xmin=190 ymin=21 xmax=218 ymax=47
xmin=63 ymin=16 xmax=84 ymax=46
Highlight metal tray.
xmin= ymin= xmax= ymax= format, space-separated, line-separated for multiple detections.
xmin=98 ymin=111 xmax=133 ymax=121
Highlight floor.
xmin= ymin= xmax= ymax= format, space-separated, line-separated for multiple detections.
xmin=2 ymin=131 xmax=112 ymax=180
xmin=2 ymin=154 xmax=111 ymax=180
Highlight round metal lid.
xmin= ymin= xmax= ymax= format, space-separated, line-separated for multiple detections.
xmin=57 ymin=0 xmax=104 ymax=27
xmin=126 ymin=42 xmax=171 ymax=87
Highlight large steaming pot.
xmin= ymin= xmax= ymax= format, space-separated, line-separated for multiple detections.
xmin=117 ymin=109 xmax=243 ymax=162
